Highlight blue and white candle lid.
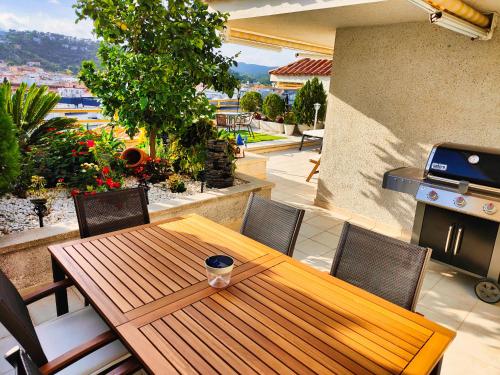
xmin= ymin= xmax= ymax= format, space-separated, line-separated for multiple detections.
xmin=205 ymin=255 xmax=234 ymax=275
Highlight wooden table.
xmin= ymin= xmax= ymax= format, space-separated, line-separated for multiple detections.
xmin=49 ymin=214 xmax=455 ymax=375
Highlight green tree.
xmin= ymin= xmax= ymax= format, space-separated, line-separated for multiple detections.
xmin=292 ymin=77 xmax=327 ymax=126
xmin=262 ymin=93 xmax=285 ymax=121
xmin=240 ymin=91 xmax=262 ymax=112
xmin=0 ymin=81 xmax=77 ymax=150
xmin=75 ymin=0 xmax=239 ymax=158
xmin=0 ymin=95 xmax=20 ymax=195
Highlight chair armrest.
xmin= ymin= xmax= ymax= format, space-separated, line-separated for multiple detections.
xmin=23 ymin=279 xmax=74 ymax=305
xmin=39 ymin=330 xmax=117 ymax=375
xmin=107 ymin=357 xmax=142 ymax=375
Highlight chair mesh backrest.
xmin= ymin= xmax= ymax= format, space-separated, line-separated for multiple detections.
xmin=74 ymin=187 xmax=150 ymax=238
xmin=330 ymin=223 xmax=431 ymax=311
xmin=216 ymin=114 xmax=227 ymax=127
xmin=240 ymin=193 xmax=305 ymax=256
xmin=0 ymin=271 xmax=47 ymax=367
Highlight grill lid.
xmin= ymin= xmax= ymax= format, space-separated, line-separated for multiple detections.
xmin=424 ymin=143 xmax=500 ymax=189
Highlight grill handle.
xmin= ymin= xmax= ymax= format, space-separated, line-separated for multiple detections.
xmin=444 ymin=225 xmax=454 ymax=253
xmin=453 ymin=226 xmax=464 ymax=256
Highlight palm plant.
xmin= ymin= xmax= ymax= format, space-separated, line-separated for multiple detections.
xmin=0 ymin=81 xmax=77 ymax=150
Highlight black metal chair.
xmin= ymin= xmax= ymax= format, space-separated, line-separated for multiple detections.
xmin=240 ymin=193 xmax=305 ymax=256
xmin=74 ymin=187 xmax=150 ymax=238
xmin=0 ymin=269 xmax=132 ymax=374
xmin=330 ymin=222 xmax=431 ymax=312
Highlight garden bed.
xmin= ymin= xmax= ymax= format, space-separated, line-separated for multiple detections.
xmin=0 ymin=177 xmax=246 ymax=237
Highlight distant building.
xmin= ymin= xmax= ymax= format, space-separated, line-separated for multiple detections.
xmin=269 ymin=58 xmax=332 ymax=90
xmin=27 ymin=61 xmax=41 ymax=67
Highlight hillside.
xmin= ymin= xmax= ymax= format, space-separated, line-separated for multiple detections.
xmin=0 ymin=29 xmax=277 ymax=82
xmin=231 ymin=62 xmax=277 ymax=84
xmin=0 ymin=30 xmax=98 ymax=73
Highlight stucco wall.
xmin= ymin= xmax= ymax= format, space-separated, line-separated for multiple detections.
xmin=317 ymin=22 xmax=500 ymax=233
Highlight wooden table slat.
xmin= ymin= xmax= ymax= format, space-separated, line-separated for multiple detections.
xmin=236 ymin=279 xmax=409 ymax=370
xmin=268 ymin=263 xmax=433 ymax=343
xmin=65 ymin=244 xmax=135 ymax=312
xmin=182 ymin=305 xmax=278 ymax=375
xmin=99 ymin=237 xmax=172 ymax=296
xmin=127 ymin=231 xmax=203 ymax=283
xmin=152 ymin=227 xmax=247 ymax=265
xmin=112 ymin=234 xmax=183 ymax=292
xmin=81 ymin=241 xmax=155 ymax=304
xmin=252 ymin=273 xmax=419 ymax=357
xmin=48 ymin=214 xmax=454 ymax=375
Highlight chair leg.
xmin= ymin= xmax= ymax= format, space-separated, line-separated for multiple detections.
xmin=430 ymin=358 xmax=443 ymax=375
xmin=247 ymin=124 xmax=254 ymax=138
xmin=306 ymin=159 xmax=320 ymax=182
xmin=319 ymin=139 xmax=323 ymax=154
xmin=51 ymin=256 xmax=69 ymax=316
xmin=299 ymin=134 xmax=306 ymax=150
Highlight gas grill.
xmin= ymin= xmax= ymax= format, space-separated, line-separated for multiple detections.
xmin=383 ymin=143 xmax=500 ymax=303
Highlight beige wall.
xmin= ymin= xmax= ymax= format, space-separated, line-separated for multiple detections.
xmin=317 ymin=22 xmax=500 ymax=233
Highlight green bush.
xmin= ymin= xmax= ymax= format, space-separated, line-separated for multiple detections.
xmin=292 ymin=77 xmax=327 ymax=126
xmin=0 ymin=96 xmax=20 ymax=195
xmin=240 ymin=91 xmax=262 ymax=112
xmin=262 ymin=93 xmax=285 ymax=121
xmin=283 ymin=112 xmax=297 ymax=125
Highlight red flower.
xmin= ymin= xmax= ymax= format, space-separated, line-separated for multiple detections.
xmin=96 ymin=178 xmax=103 ymax=186
xmin=71 ymin=149 xmax=77 ymax=157
xmin=147 ymin=157 xmax=153 ymax=162
xmin=46 ymin=127 xmax=56 ymax=132
xmin=78 ymin=151 xmax=88 ymax=155
xmin=106 ymin=178 xmax=114 ymax=188
xmin=91 ymin=191 xmax=97 ymax=195
xmin=84 ymin=192 xmax=90 ymax=196
xmin=70 ymin=189 xmax=80 ymax=197
xmin=86 ymin=139 xmax=95 ymax=148
xmin=57 ymin=178 xmax=64 ymax=183
xmin=78 ymin=141 xmax=86 ymax=145
xmin=102 ymin=166 xmax=110 ymax=175
xmin=113 ymin=182 xmax=121 ymax=189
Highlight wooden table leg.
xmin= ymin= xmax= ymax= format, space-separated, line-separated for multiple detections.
xmin=51 ymin=255 xmax=69 ymax=316
xmin=306 ymin=158 xmax=321 ymax=182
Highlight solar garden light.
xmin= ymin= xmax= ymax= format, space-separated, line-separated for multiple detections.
xmin=313 ymin=102 xmax=321 ymax=129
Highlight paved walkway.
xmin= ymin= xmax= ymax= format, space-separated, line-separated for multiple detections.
xmin=264 ymin=146 xmax=500 ymax=375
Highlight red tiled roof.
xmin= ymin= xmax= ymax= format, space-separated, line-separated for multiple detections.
xmin=269 ymin=58 xmax=332 ymax=76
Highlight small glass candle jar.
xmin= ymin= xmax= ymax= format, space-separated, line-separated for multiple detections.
xmin=204 ymin=255 xmax=234 ymax=288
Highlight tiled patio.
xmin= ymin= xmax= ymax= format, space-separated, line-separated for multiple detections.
xmin=17 ymin=145 xmax=499 ymax=374
xmin=265 ymin=146 xmax=500 ymax=375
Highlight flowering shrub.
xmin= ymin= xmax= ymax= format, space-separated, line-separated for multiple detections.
xmin=133 ymin=157 xmax=172 ymax=184
xmin=26 ymin=127 xmax=125 ymax=195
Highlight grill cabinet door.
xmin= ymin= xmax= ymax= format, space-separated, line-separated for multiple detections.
xmin=419 ymin=205 xmax=456 ymax=264
xmin=419 ymin=205 xmax=498 ymax=277
xmin=451 ymin=216 xmax=498 ymax=276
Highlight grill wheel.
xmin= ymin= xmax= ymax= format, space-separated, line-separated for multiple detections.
xmin=474 ymin=279 xmax=500 ymax=304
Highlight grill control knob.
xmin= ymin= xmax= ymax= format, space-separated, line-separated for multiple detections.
xmin=454 ymin=196 xmax=466 ymax=208
xmin=483 ymin=202 xmax=497 ymax=215
xmin=427 ymin=190 xmax=439 ymax=201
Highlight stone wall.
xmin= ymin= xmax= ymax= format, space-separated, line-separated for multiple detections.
xmin=0 ymin=173 xmax=273 ymax=291
xmin=316 ymin=22 xmax=500 ymax=235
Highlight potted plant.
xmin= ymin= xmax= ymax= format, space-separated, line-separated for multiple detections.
xmin=283 ymin=112 xmax=297 ymax=136
xmin=260 ymin=93 xmax=286 ymax=133
xmin=252 ymin=112 xmax=262 ymax=129
xmin=293 ymin=77 xmax=327 ymax=134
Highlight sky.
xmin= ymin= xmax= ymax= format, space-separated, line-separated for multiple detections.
xmin=0 ymin=0 xmax=296 ymax=66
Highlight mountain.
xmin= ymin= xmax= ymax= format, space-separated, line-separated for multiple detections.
xmin=231 ymin=62 xmax=277 ymax=84
xmin=0 ymin=29 xmax=277 ymax=83
xmin=0 ymin=30 xmax=99 ymax=73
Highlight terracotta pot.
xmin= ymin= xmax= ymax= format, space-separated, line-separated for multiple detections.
xmin=121 ymin=147 xmax=148 ymax=168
